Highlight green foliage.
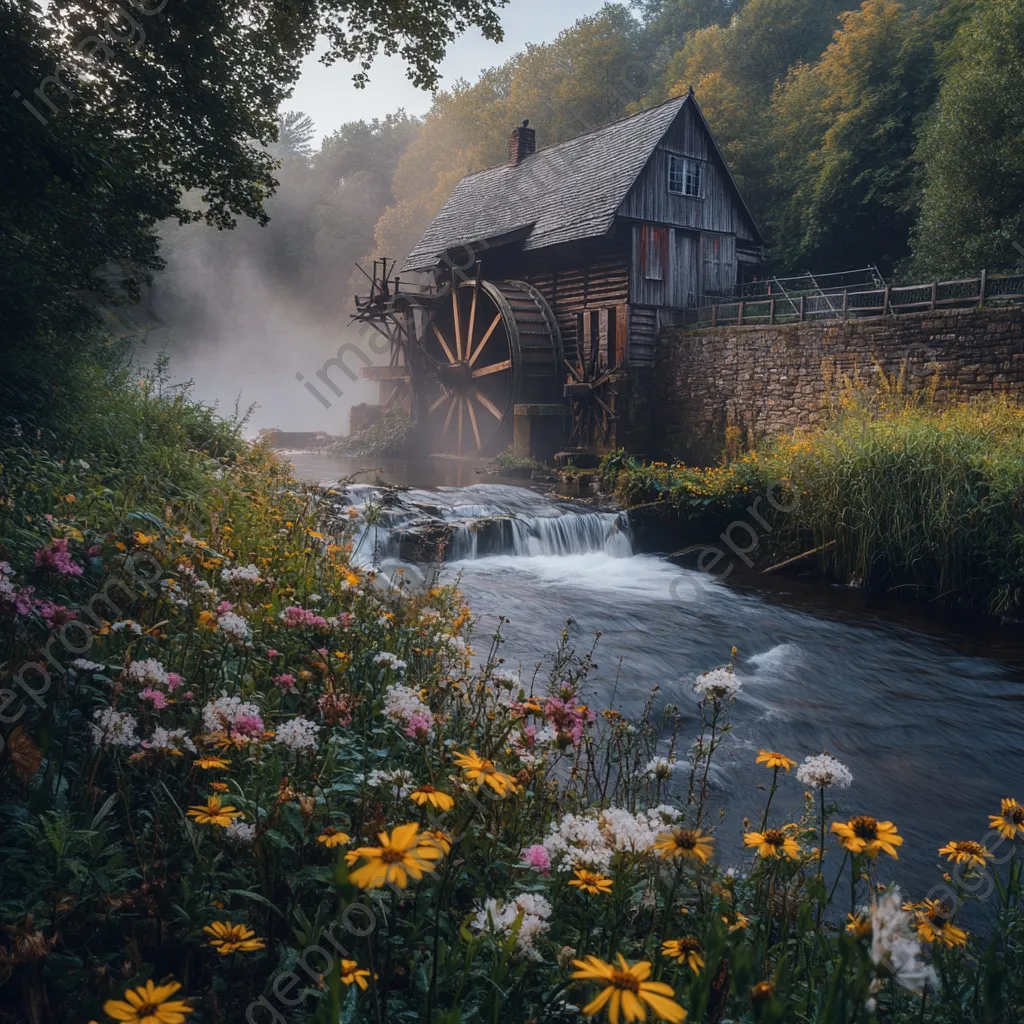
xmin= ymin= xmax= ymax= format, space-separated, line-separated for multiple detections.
xmin=611 ymin=381 xmax=1024 ymax=615
xmin=910 ymin=0 xmax=1024 ymax=276
xmin=331 ymin=409 xmax=417 ymax=456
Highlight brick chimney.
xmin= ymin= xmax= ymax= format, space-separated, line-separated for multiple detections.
xmin=508 ymin=120 xmax=536 ymax=166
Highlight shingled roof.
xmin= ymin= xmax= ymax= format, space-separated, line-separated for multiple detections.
xmin=402 ymin=95 xmax=690 ymax=273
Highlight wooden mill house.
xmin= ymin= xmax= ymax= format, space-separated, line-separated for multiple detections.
xmin=358 ymin=91 xmax=762 ymax=457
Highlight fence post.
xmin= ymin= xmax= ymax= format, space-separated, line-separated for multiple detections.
xmin=841 ymin=289 xmax=848 ymax=320
xmin=737 ymin=300 xmax=745 ymax=326
xmin=930 ymin=281 xmax=937 ymax=311
xmin=883 ymin=285 xmax=890 ymax=316
xmin=978 ymin=269 xmax=987 ymax=308
xmin=711 ymin=304 xmax=717 ymax=328
xmin=799 ymin=295 xmax=806 ymax=322
xmin=769 ymin=298 xmax=775 ymax=325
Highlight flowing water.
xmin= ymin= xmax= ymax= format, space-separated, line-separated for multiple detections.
xmin=291 ymin=452 xmax=1024 ymax=895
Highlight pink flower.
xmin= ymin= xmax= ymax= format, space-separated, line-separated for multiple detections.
xmin=166 ymin=672 xmax=183 ymax=691
xmin=335 ymin=612 xmax=353 ymax=628
xmin=520 ymin=845 xmax=551 ymax=873
xmin=33 ymin=539 xmax=83 ymax=577
xmin=182 ymin=690 xmax=195 ymax=700
xmin=36 ymin=601 xmax=77 ymax=628
xmin=273 ymin=673 xmax=297 ymax=693
xmin=216 ymin=600 xmax=234 ymax=613
xmin=404 ymin=712 xmax=433 ymax=741
xmin=87 ymin=545 xmax=101 ymax=557
xmin=140 ymin=688 xmax=169 ymax=709
xmin=232 ymin=713 xmax=265 ymax=739
xmin=14 ymin=587 xmax=36 ymax=616
xmin=281 ymin=606 xmax=328 ymax=630
xmin=267 ymin=649 xmax=281 ymax=658
xmin=316 ymin=647 xmax=329 ymax=658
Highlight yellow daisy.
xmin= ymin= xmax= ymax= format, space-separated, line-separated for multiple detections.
xmin=348 ymin=823 xmax=446 ymax=889
xmin=904 ymin=899 xmax=969 ymax=948
xmin=846 ymin=912 xmax=872 ymax=939
xmin=661 ymin=937 xmax=704 ymax=974
xmin=195 ymin=756 xmax=230 ymax=770
xmin=755 ymin=750 xmax=797 ymax=772
xmin=569 ymin=869 xmax=614 ymax=895
xmin=989 ymin=798 xmax=1024 ymax=840
xmin=938 ymin=840 xmax=994 ymax=870
xmin=653 ymin=827 xmax=715 ymax=863
xmin=317 ymin=827 xmax=352 ymax=849
xmin=409 ymin=785 xmax=455 ymax=812
xmin=186 ymin=796 xmax=243 ymax=827
xmin=571 ymin=953 xmax=686 ymax=1023
xmin=339 ymin=959 xmax=373 ymax=990
xmin=743 ymin=826 xmax=801 ymax=859
xmin=203 ymin=921 xmax=266 ymax=954
xmin=831 ymin=816 xmax=903 ymax=858
xmin=452 ymin=749 xmax=518 ymax=798
xmin=102 ymin=979 xmax=192 ymax=1023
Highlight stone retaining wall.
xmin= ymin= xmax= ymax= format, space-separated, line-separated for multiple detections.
xmin=653 ymin=307 xmax=1024 ymax=462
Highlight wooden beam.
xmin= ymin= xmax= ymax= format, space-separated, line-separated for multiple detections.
xmin=466 ymin=396 xmax=482 ymax=450
xmin=472 ymin=359 xmax=512 ymax=378
xmin=452 ymin=287 xmax=463 ymax=360
xmin=433 ymin=325 xmax=457 ymax=366
xmin=473 ymin=389 xmax=503 ymax=420
xmin=468 ymin=313 xmax=503 ymax=366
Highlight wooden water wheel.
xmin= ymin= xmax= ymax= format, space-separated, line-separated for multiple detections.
xmin=564 ymin=349 xmax=623 ymax=451
xmin=419 ymin=278 xmax=563 ymax=455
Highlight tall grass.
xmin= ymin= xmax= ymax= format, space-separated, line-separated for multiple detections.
xmin=608 ymin=377 xmax=1024 ymax=615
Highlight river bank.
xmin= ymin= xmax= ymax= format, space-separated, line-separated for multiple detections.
xmin=602 ymin=384 xmax=1024 ymax=621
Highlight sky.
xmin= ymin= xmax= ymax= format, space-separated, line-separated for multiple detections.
xmin=289 ymin=0 xmax=612 ymax=143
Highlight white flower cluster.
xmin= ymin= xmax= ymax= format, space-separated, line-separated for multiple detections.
xmin=0 ymin=561 xmax=15 ymax=603
xmin=111 ymin=620 xmax=143 ymax=634
xmin=382 ymin=683 xmax=433 ymax=736
xmin=693 ymin=667 xmax=741 ymax=700
xmin=90 ymin=709 xmax=139 ymax=748
xmin=221 ymin=564 xmax=261 ymax=586
xmin=471 ymin=892 xmax=553 ymax=959
xmin=358 ymin=768 xmax=416 ymax=798
xmin=374 ymin=651 xmax=407 ymax=672
xmin=217 ymin=611 xmax=251 ymax=644
xmin=226 ymin=821 xmax=257 ymax=845
xmin=542 ymin=805 xmax=684 ymax=872
xmin=202 ymin=696 xmax=261 ymax=734
xmin=72 ymin=659 xmax=105 ymax=672
xmin=645 ymin=756 xmax=679 ymax=780
xmin=870 ymin=888 xmax=938 ymax=995
xmin=142 ymin=727 xmax=196 ymax=754
xmin=125 ymin=658 xmax=169 ymax=687
xmin=796 ymin=753 xmax=853 ymax=790
xmin=276 ymin=716 xmax=320 ymax=752
xmin=509 ymin=722 xmax=557 ymax=768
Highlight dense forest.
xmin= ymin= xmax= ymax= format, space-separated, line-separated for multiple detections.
xmin=4 ymin=0 xmax=1024 ymax=414
xmin=156 ymin=0 xmax=1024 ymax=336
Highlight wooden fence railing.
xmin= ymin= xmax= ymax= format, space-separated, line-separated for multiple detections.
xmin=683 ymin=270 xmax=1024 ymax=329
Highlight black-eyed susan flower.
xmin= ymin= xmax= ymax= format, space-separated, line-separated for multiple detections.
xmin=661 ymin=937 xmax=704 ymax=973
xmin=186 ymin=797 xmax=243 ymax=827
xmin=348 ymin=823 xmax=445 ymax=889
xmin=195 ymin=756 xmax=230 ymax=770
xmin=422 ymin=829 xmax=453 ymax=855
xmin=453 ymin=749 xmax=518 ymax=798
xmin=569 ymin=869 xmax=613 ymax=895
xmin=409 ymin=785 xmax=455 ymax=812
xmin=722 ymin=911 xmax=749 ymax=933
xmin=743 ymin=826 xmax=801 ymax=859
xmin=904 ymin=899 xmax=969 ymax=948
xmin=653 ymin=827 xmax=714 ymax=863
xmin=209 ymin=781 xmax=229 ymax=793
xmin=203 ymin=922 xmax=266 ymax=954
xmin=339 ymin=959 xmax=373 ymax=990
xmin=846 ymin=912 xmax=872 ymax=939
xmin=831 ymin=816 xmax=903 ymax=858
xmin=317 ymin=827 xmax=351 ymax=849
xmin=102 ymin=979 xmax=192 ymax=1023
xmin=755 ymin=750 xmax=797 ymax=772
xmin=989 ymin=798 xmax=1024 ymax=840
xmin=938 ymin=840 xmax=994 ymax=869
xmin=571 ymin=953 xmax=686 ymax=1022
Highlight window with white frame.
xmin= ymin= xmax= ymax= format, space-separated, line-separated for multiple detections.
xmin=668 ymin=155 xmax=703 ymax=198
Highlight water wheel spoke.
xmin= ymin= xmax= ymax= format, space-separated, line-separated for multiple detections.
xmin=429 ymin=392 xmax=449 ymax=414
xmin=472 ymin=359 xmax=512 ymax=379
xmin=594 ymin=394 xmax=616 ymax=418
xmin=468 ymin=314 xmax=503 ymax=366
xmin=466 ymin=396 xmax=483 ymax=449
xmin=457 ymin=397 xmax=464 ymax=454
xmin=452 ymin=289 xmax=463 ymax=360
xmin=441 ymin=394 xmax=458 ymax=439
xmin=564 ymin=359 xmax=582 ymax=382
xmin=433 ymin=326 xmax=457 ymax=366
xmin=467 ymin=280 xmax=479 ymax=360
xmin=472 ymin=389 xmax=503 ymax=420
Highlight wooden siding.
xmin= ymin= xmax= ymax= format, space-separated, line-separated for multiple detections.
xmin=617 ymin=103 xmax=759 ymax=244
xmin=629 ymin=306 xmax=659 ymax=367
xmin=700 ymin=232 xmax=736 ymax=297
xmin=629 ymin=224 xmax=704 ymax=309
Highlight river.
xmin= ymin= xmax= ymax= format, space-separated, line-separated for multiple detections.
xmin=291 ymin=451 xmax=1024 ymax=898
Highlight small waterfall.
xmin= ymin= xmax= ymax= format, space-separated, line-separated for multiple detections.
xmin=335 ymin=483 xmax=632 ymax=564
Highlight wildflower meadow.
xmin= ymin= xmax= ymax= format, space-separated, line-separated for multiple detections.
xmin=1 ymin=371 xmax=1023 ymax=1023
